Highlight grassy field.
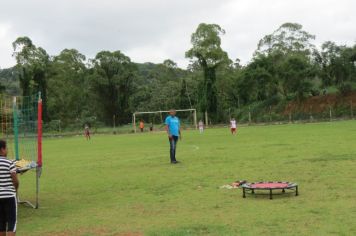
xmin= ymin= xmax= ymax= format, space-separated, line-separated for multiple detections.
xmin=16 ymin=121 xmax=356 ymax=235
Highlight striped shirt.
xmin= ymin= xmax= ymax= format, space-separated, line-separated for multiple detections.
xmin=0 ymin=156 xmax=16 ymax=198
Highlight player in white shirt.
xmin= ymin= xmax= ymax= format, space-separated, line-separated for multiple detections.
xmin=198 ymin=120 xmax=204 ymax=133
xmin=230 ymin=118 xmax=237 ymax=135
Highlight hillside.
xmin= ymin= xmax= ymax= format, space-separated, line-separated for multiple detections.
xmin=285 ymin=92 xmax=356 ymax=116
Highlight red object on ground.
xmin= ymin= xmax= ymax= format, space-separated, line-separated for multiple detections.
xmin=241 ymin=181 xmax=299 ymax=199
xmin=251 ymin=182 xmax=289 ymax=189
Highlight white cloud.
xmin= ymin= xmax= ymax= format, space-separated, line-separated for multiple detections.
xmin=0 ymin=23 xmax=16 ymax=68
xmin=0 ymin=0 xmax=355 ymax=68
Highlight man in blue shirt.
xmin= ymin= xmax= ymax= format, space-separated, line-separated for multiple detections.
xmin=165 ymin=109 xmax=182 ymax=164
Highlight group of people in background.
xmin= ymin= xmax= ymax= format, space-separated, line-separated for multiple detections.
xmin=164 ymin=110 xmax=238 ymax=164
xmin=198 ymin=118 xmax=237 ymax=135
xmin=83 ymin=116 xmax=237 ymax=140
xmin=82 ymin=112 xmax=238 ymax=165
xmin=137 ymin=118 xmax=238 ymax=135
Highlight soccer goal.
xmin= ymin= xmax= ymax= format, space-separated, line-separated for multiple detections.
xmin=0 ymin=93 xmax=43 ymax=209
xmin=132 ymin=109 xmax=197 ymax=133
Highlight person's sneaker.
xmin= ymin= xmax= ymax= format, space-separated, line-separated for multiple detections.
xmin=171 ymin=161 xmax=179 ymax=164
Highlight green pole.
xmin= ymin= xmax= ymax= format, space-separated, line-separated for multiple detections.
xmin=13 ymin=97 xmax=20 ymax=161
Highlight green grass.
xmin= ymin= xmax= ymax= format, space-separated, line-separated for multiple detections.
xmin=17 ymin=121 xmax=356 ymax=235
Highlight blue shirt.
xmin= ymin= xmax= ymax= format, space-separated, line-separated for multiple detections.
xmin=165 ymin=116 xmax=180 ymax=136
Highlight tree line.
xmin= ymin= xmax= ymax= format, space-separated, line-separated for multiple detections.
xmin=1 ymin=22 xmax=356 ymax=127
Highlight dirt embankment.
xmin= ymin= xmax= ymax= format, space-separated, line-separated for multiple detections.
xmin=283 ymin=92 xmax=356 ymax=115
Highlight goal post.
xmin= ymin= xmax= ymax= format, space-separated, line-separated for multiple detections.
xmin=133 ymin=109 xmax=197 ymax=133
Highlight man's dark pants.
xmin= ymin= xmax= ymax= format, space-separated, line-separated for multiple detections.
xmin=0 ymin=196 xmax=17 ymax=232
xmin=169 ymin=135 xmax=179 ymax=162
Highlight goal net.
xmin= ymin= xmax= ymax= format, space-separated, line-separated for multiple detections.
xmin=132 ymin=109 xmax=197 ymax=132
xmin=0 ymin=93 xmax=43 ymax=208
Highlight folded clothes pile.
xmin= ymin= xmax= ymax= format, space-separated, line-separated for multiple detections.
xmin=13 ymin=159 xmax=37 ymax=173
xmin=219 ymin=180 xmax=247 ymax=189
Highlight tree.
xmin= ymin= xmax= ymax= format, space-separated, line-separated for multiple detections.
xmin=12 ymin=36 xmax=50 ymax=121
xmin=277 ymin=54 xmax=316 ymax=100
xmin=0 ymin=67 xmax=20 ymax=95
xmin=252 ymin=23 xmax=317 ymax=100
xmin=91 ymin=51 xmax=137 ymax=124
xmin=0 ymin=82 xmax=5 ymax=94
xmin=186 ymin=23 xmax=230 ymax=121
xmin=317 ymin=41 xmax=356 ymax=93
xmin=131 ymin=60 xmax=190 ymax=112
xmin=256 ymin=23 xmax=316 ymax=56
xmin=163 ymin=59 xmax=177 ymax=69
xmin=47 ymin=49 xmax=89 ymax=123
xmin=179 ymin=79 xmax=192 ymax=108
xmin=244 ymin=54 xmax=278 ymax=101
xmin=12 ymin=37 xmax=34 ymax=97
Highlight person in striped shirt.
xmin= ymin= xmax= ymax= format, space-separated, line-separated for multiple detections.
xmin=0 ymin=140 xmax=19 ymax=236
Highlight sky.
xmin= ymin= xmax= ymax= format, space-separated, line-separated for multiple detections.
xmin=0 ymin=0 xmax=355 ymax=69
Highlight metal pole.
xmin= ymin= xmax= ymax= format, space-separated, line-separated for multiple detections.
xmin=35 ymin=166 xmax=40 ymax=209
xmin=329 ymin=106 xmax=332 ymax=122
xmin=193 ymin=109 xmax=197 ymax=130
xmin=134 ymin=108 xmax=196 ymax=115
xmin=13 ymin=97 xmax=19 ymax=161
xmin=133 ymin=113 xmax=136 ymax=133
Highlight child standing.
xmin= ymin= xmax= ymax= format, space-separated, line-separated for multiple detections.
xmin=230 ymin=118 xmax=237 ymax=135
xmin=198 ymin=120 xmax=204 ymax=133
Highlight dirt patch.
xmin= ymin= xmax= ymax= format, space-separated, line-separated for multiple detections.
xmin=46 ymin=228 xmax=143 ymax=236
xmin=116 ymin=233 xmax=143 ymax=236
xmin=283 ymin=92 xmax=356 ymax=114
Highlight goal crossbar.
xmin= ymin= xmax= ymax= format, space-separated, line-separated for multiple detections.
xmin=133 ymin=109 xmax=197 ymax=133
